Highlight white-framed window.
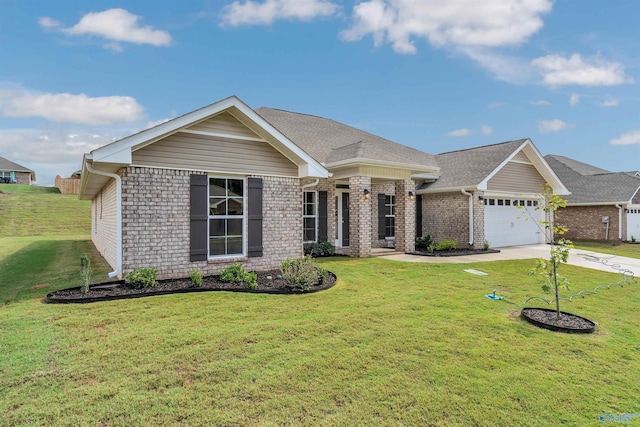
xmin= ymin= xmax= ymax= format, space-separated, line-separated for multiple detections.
xmin=385 ymin=195 xmax=395 ymax=238
xmin=208 ymin=177 xmax=245 ymax=257
xmin=303 ymin=191 xmax=317 ymax=243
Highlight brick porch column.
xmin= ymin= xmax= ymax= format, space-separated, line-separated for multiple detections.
xmin=395 ymin=179 xmax=416 ymax=253
xmin=349 ymin=176 xmax=372 ymax=257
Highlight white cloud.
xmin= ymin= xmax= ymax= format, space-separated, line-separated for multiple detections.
xmin=480 ymin=125 xmax=493 ymax=136
xmin=0 ymin=129 xmax=118 ymax=185
xmin=341 ymin=0 xmax=553 ymax=54
xmin=458 ymin=47 xmax=536 ymax=84
xmin=0 ymin=89 xmax=145 ymax=125
xmin=538 ymin=119 xmax=574 ymax=133
xmin=487 ymin=102 xmax=505 ymax=109
xmin=221 ymin=0 xmax=338 ymax=26
xmin=598 ymin=97 xmax=619 ymax=107
xmin=610 ymin=130 xmax=640 ymax=146
xmin=39 ymin=9 xmax=172 ymax=50
xmin=448 ymin=128 xmax=471 ymax=137
xmin=532 ymin=53 xmax=633 ymax=87
xmin=569 ymin=93 xmax=580 ymax=106
xmin=143 ymin=117 xmax=173 ymax=130
xmin=529 ymin=100 xmax=550 ymax=106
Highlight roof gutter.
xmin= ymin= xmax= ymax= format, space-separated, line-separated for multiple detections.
xmin=461 ymin=189 xmax=474 ymax=246
xmin=85 ymin=161 xmax=122 ymax=279
xmin=301 ymin=179 xmax=319 ymax=190
xmin=616 ymin=204 xmax=623 ymax=240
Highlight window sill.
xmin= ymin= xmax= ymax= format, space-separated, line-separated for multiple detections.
xmin=207 ymin=255 xmax=248 ymax=264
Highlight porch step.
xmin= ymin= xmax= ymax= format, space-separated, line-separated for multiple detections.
xmin=335 ymin=247 xmax=401 ymax=257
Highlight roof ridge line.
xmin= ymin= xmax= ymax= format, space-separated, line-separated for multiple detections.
xmin=437 ymin=138 xmax=528 ymax=155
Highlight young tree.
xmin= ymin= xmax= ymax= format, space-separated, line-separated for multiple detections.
xmin=525 ymin=184 xmax=573 ymax=318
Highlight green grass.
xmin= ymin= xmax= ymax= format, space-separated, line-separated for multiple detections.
xmin=0 ymin=193 xmax=90 ymax=237
xmin=0 ymin=184 xmax=61 ymax=194
xmin=2 ymin=190 xmax=640 ymax=425
xmin=573 ymin=240 xmax=640 ymax=259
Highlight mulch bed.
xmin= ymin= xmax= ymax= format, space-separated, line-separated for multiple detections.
xmin=520 ymin=307 xmax=596 ymax=333
xmin=412 ymin=248 xmax=501 ymax=257
xmin=46 ymin=270 xmax=337 ymax=304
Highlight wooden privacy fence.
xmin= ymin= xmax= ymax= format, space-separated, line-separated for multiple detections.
xmin=55 ymin=176 xmax=80 ymax=194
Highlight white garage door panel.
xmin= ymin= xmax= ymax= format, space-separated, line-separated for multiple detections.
xmin=628 ymin=207 xmax=640 ymax=241
xmin=484 ymin=201 xmax=544 ymax=247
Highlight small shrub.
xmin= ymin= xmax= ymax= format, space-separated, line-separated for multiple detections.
xmin=632 ymin=235 xmax=637 ymax=243
xmin=415 ymin=235 xmax=433 ymax=249
xmin=79 ymin=253 xmax=91 ymax=294
xmin=189 ymin=268 xmax=203 ymax=287
xmin=483 ymin=240 xmax=490 ymax=251
xmin=427 ymin=244 xmax=436 ymax=254
xmin=281 ymin=256 xmax=326 ymax=292
xmin=125 ymin=268 xmax=158 ymax=289
xmin=219 ymin=262 xmax=257 ymax=289
xmin=303 ymin=240 xmax=336 ymax=257
xmin=435 ymin=239 xmax=457 ymax=251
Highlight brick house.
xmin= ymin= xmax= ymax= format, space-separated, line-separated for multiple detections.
xmin=545 ymin=155 xmax=640 ymax=242
xmin=80 ymin=96 xmax=566 ymax=280
xmin=0 ymin=157 xmax=36 ymax=185
xmin=418 ymin=140 xmax=568 ymax=248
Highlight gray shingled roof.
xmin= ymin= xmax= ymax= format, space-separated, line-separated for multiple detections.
xmin=421 ymin=139 xmax=528 ymax=190
xmin=545 ymin=155 xmax=640 ymax=204
xmin=256 ymin=107 xmax=438 ymax=169
xmin=0 ymin=157 xmax=34 ymax=173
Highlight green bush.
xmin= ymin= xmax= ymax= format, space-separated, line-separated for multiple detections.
xmin=189 ymin=268 xmax=203 ymax=287
xmin=79 ymin=253 xmax=91 ymax=294
xmin=281 ymin=256 xmax=326 ymax=292
xmin=125 ymin=268 xmax=158 ymax=289
xmin=435 ymin=239 xmax=457 ymax=251
xmin=415 ymin=235 xmax=433 ymax=249
xmin=303 ymin=240 xmax=336 ymax=257
xmin=219 ymin=263 xmax=257 ymax=289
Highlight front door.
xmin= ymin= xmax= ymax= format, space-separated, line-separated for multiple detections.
xmin=335 ymin=191 xmax=350 ymax=247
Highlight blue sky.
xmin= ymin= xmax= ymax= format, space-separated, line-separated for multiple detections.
xmin=1 ymin=0 xmax=639 ymax=185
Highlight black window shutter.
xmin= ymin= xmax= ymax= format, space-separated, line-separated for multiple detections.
xmin=318 ymin=191 xmax=328 ymax=241
xmin=190 ymin=174 xmax=208 ymax=262
xmin=378 ymin=193 xmax=386 ymax=240
xmin=247 ymin=178 xmax=263 ymax=257
xmin=416 ymin=195 xmax=423 ymax=238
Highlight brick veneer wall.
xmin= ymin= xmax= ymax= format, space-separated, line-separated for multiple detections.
xmin=422 ymin=191 xmax=485 ymax=249
xmin=120 ymin=167 xmax=303 ymax=279
xmin=14 ymin=172 xmax=31 ymax=185
xmin=556 ymin=205 xmax=624 ymax=241
xmin=395 ymin=179 xmax=416 ymax=253
xmin=349 ymin=176 xmax=372 ymax=257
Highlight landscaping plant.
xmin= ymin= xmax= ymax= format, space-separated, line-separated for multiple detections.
xmin=434 ymin=239 xmax=457 ymax=251
xmin=189 ymin=268 xmax=203 ymax=288
xmin=125 ymin=268 xmax=158 ymax=289
xmin=525 ymin=184 xmax=573 ymax=318
xmin=303 ymin=240 xmax=336 ymax=257
xmin=415 ymin=235 xmax=433 ymax=250
xmin=79 ymin=253 xmax=91 ymax=294
xmin=219 ymin=262 xmax=257 ymax=289
xmin=281 ymin=255 xmax=326 ymax=291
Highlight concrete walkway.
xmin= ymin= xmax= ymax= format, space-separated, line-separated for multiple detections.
xmin=380 ymin=244 xmax=640 ymax=277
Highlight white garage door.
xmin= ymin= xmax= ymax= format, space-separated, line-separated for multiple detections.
xmin=628 ymin=207 xmax=640 ymax=241
xmin=484 ymin=198 xmax=544 ymax=247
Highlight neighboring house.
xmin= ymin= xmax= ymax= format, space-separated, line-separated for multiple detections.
xmin=418 ymin=140 xmax=568 ymax=248
xmin=0 ymin=157 xmax=36 ymax=185
xmin=545 ymin=155 xmax=640 ymax=241
xmin=80 ymin=96 xmax=566 ymax=280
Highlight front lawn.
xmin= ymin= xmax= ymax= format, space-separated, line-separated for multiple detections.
xmin=573 ymin=240 xmax=640 ymax=259
xmin=2 ymin=252 xmax=639 ymax=425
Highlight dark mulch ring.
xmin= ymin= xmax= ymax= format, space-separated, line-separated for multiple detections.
xmin=412 ymin=248 xmax=500 ymax=257
xmin=46 ymin=270 xmax=337 ymax=304
xmin=520 ymin=307 xmax=596 ymax=333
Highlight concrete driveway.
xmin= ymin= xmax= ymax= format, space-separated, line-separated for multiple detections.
xmin=381 ymin=244 xmax=640 ymax=277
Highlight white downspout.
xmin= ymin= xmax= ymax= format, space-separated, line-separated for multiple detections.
xmin=86 ymin=161 xmax=122 ymax=278
xmin=615 ymin=204 xmax=623 ymax=240
xmin=461 ymin=189 xmax=474 ymax=246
